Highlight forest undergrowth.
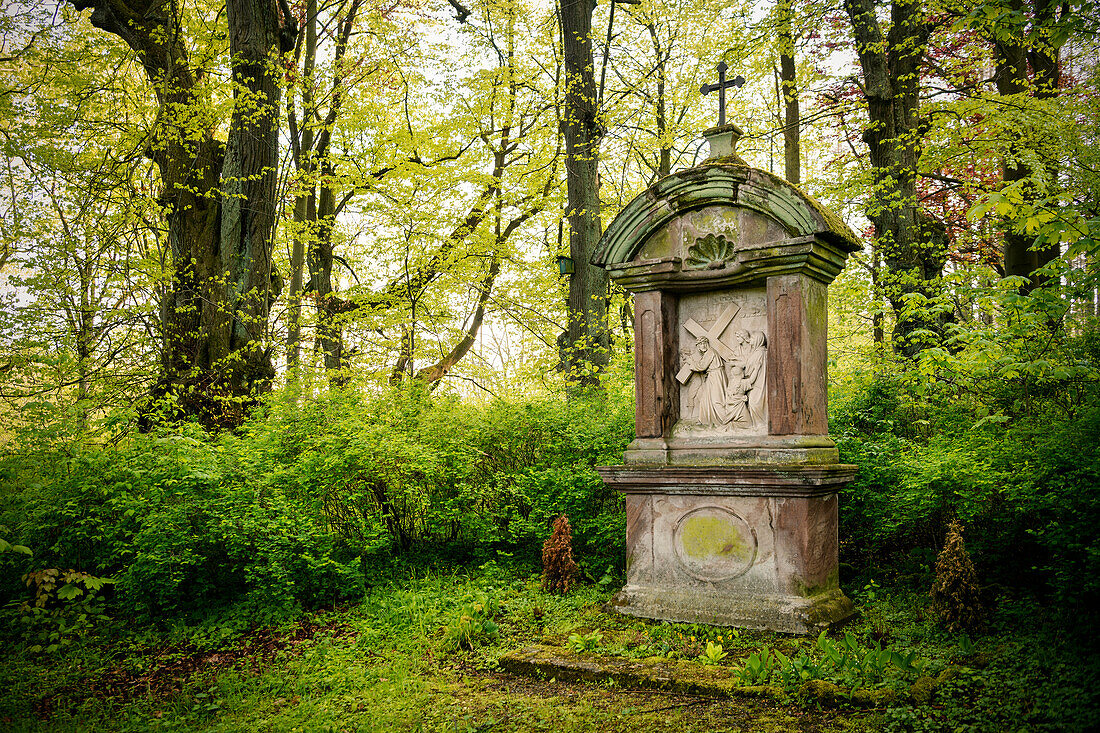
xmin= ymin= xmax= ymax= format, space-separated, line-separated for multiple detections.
xmin=1 ymin=304 xmax=1099 ymax=731
xmin=0 ymin=559 xmax=1096 ymax=732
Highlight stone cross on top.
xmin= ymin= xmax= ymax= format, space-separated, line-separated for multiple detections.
xmin=700 ymin=61 xmax=745 ymax=127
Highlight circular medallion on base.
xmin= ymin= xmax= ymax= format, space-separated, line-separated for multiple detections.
xmin=673 ymin=506 xmax=757 ymax=581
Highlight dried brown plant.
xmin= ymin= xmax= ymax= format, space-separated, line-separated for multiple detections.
xmin=541 ymin=514 xmax=578 ymax=595
xmin=931 ymin=519 xmax=985 ymax=634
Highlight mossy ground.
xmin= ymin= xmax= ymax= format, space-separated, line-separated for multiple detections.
xmin=0 ymin=561 xmax=1094 ymax=732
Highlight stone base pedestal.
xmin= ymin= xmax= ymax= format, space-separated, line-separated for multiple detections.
xmin=610 ymin=586 xmax=854 ymax=635
xmin=598 ymin=465 xmax=856 ymax=634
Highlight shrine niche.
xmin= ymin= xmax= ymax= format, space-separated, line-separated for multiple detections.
xmin=592 ymin=98 xmax=861 ymax=633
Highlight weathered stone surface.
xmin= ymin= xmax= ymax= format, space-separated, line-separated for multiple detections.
xmin=633 ymin=290 xmax=679 ymax=439
xmin=498 ymin=645 xmax=785 ymax=699
xmin=593 ymin=167 xmax=859 ymax=272
xmin=499 ymin=645 xmax=919 ymax=708
xmin=623 ymin=435 xmax=841 ymax=467
xmin=602 ymin=467 xmax=855 ymax=633
xmin=767 ymin=274 xmax=828 ymax=435
xmin=675 ymin=289 xmax=768 ymax=437
xmin=609 ymin=585 xmax=854 ymax=635
xmin=595 ymin=133 xmax=857 ymax=633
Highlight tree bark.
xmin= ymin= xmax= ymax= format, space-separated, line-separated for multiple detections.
xmin=845 ymin=0 xmax=948 ymax=356
xmin=994 ymin=0 xmax=1063 ymax=289
xmin=218 ymin=0 xmax=284 ymax=390
xmin=71 ymin=0 xmax=293 ymax=429
xmin=642 ymin=19 xmax=671 ymax=179
xmin=777 ymin=0 xmax=800 ymax=185
xmin=560 ymin=0 xmax=609 ymax=387
xmin=285 ymin=0 xmax=361 ymax=381
xmin=286 ymin=0 xmax=319 ymax=374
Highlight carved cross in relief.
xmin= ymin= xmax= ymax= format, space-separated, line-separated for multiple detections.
xmin=675 ymin=303 xmax=741 ymax=383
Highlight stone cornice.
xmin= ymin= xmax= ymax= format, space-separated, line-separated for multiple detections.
xmin=605 ymin=235 xmax=853 ymax=291
xmin=597 ymin=464 xmax=858 ymax=497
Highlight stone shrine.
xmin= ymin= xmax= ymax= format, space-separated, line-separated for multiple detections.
xmin=593 ymin=121 xmax=860 ymax=633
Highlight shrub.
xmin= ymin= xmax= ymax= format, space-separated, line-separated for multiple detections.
xmin=3 ymin=432 xmax=364 ymax=623
xmin=16 ymin=568 xmax=113 ymax=653
xmin=0 ymin=382 xmax=636 ymax=625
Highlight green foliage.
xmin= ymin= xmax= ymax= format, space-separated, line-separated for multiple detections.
xmin=1 ymin=428 xmax=365 ymax=624
xmin=774 ymin=647 xmax=821 ymax=687
xmin=0 ymin=533 xmax=30 ymax=557
xmin=566 ymin=629 xmax=604 ymax=653
xmin=736 ymin=645 xmax=775 ymax=685
xmin=14 ymin=567 xmax=113 ymax=654
xmin=732 ymin=632 xmax=925 ymax=691
xmin=0 ymin=563 xmax=1095 ymax=731
xmin=699 ymin=640 xmax=728 ymax=665
xmin=246 ymin=384 xmax=631 ymax=562
xmin=0 ymin=385 xmax=632 ymax=630
xmin=830 ymin=297 xmax=1100 ymax=630
xmin=441 ymin=592 xmax=501 ymax=652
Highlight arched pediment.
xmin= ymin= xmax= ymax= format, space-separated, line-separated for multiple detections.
xmin=594 ymin=164 xmax=859 ymax=269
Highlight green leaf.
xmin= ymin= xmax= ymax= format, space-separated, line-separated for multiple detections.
xmin=56 ymin=584 xmax=83 ymax=601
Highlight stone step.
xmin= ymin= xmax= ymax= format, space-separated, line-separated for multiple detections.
xmin=498 ymin=644 xmax=947 ymax=708
xmin=499 ymin=644 xmax=785 ymax=700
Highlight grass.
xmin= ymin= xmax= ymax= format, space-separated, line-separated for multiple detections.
xmin=1 ymin=559 xmax=1096 ymax=732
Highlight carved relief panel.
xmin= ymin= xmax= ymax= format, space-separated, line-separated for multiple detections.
xmin=675 ymin=288 xmax=768 ymax=437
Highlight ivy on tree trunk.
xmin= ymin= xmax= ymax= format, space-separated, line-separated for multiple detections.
xmin=560 ymin=0 xmax=609 ymax=388
xmin=844 ymin=0 xmax=950 ymax=356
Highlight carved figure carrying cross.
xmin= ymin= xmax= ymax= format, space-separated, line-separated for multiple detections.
xmin=700 ymin=62 xmax=745 ymax=127
xmin=676 ymin=303 xmax=742 ymax=384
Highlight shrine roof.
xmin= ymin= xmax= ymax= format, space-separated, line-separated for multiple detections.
xmin=593 ymin=163 xmax=861 ymax=268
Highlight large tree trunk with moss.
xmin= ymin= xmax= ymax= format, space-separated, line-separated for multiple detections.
xmin=845 ymin=0 xmax=948 ymax=356
xmin=71 ymin=0 xmax=292 ymax=429
xmin=560 ymin=0 xmax=609 ymax=387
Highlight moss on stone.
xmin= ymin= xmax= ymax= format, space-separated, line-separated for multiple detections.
xmin=908 ymin=675 xmax=939 ymax=704
xmin=701 ymin=154 xmax=750 ymax=168
xmin=799 ymin=679 xmax=846 ymax=707
xmin=851 ymin=687 xmax=900 ymax=707
xmin=499 ymin=645 xmax=791 ymax=701
xmin=795 ymin=567 xmax=841 ymax=598
xmin=679 ymin=514 xmax=751 ymax=562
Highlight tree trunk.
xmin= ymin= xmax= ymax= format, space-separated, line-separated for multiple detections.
xmin=285 ymin=0 xmax=318 ymax=374
xmin=777 ymin=0 xmax=800 ymax=185
xmin=871 ymin=240 xmax=885 ymax=348
xmin=845 ymin=0 xmax=948 ymax=356
xmin=995 ymin=0 xmax=1063 ymax=289
xmin=414 ymin=255 xmax=501 ymax=385
xmin=218 ymin=0 xmax=283 ymax=391
xmin=560 ymin=0 xmax=609 ymax=387
xmin=286 ymin=195 xmax=308 ymax=372
xmin=643 ymin=20 xmax=671 ymax=179
xmin=71 ymin=0 xmax=292 ymax=429
xmin=286 ymin=0 xmax=361 ymax=381
xmin=311 ymin=160 xmax=345 ymax=379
